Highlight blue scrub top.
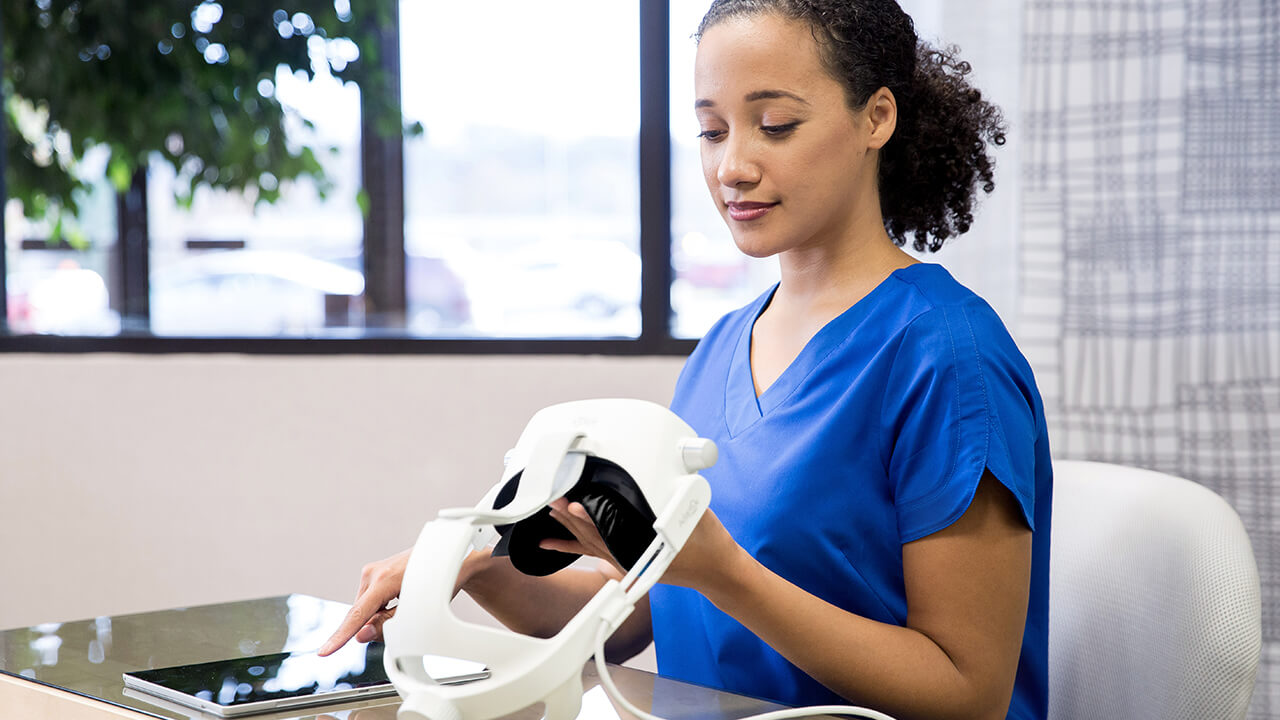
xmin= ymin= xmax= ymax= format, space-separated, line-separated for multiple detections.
xmin=651 ymin=263 xmax=1051 ymax=720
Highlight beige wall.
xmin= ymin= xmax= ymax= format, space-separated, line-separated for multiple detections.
xmin=0 ymin=352 xmax=683 ymax=671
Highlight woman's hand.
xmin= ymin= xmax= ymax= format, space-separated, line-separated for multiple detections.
xmin=541 ymin=498 xmax=627 ymax=576
xmin=318 ymin=549 xmax=412 ymax=656
xmin=540 ymin=498 xmax=747 ymax=594
xmin=319 ymin=547 xmax=490 ymax=655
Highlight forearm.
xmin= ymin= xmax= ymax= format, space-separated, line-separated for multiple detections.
xmin=460 ymin=551 xmax=653 ymax=661
xmin=461 ymin=551 xmax=602 ymax=636
xmin=703 ymin=548 xmax=1008 ymax=720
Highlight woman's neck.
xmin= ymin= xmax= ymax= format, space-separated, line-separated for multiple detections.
xmin=772 ymin=221 xmax=916 ymax=318
xmin=749 ymin=220 xmax=916 ymax=398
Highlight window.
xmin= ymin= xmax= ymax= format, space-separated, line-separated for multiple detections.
xmin=1 ymin=1 xmax=693 ymax=353
xmin=400 ymin=0 xmax=641 ymax=339
xmin=147 ymin=61 xmax=365 ymax=337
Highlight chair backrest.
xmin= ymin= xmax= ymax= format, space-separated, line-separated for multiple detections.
xmin=1049 ymin=460 xmax=1262 ymax=720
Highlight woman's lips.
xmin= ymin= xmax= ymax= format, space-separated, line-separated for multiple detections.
xmin=726 ymin=201 xmax=778 ymax=222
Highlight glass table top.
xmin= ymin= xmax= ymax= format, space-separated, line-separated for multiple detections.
xmin=0 ymin=594 xmax=787 ymax=720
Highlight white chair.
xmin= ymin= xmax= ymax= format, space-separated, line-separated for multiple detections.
xmin=1048 ymin=460 xmax=1262 ymax=720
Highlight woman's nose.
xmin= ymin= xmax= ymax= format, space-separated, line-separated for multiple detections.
xmin=715 ymin=134 xmax=761 ymax=188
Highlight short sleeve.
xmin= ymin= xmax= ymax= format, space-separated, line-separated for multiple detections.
xmin=881 ymin=301 xmax=1040 ymax=544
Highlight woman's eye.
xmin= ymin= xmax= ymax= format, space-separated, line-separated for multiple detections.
xmin=697 ymin=129 xmax=726 ymax=141
xmin=762 ymin=122 xmax=799 ymax=136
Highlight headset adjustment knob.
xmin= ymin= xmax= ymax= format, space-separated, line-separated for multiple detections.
xmin=679 ymin=438 xmax=719 ymax=472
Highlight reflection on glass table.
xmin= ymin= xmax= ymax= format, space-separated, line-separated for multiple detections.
xmin=0 ymin=595 xmax=795 ymax=720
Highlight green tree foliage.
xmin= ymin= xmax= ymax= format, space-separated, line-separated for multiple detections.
xmin=2 ymin=0 xmax=400 ymax=234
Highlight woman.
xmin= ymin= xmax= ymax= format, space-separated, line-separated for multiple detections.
xmin=322 ymin=2 xmax=1050 ymax=719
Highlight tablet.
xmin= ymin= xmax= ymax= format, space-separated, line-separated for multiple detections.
xmin=122 ymin=643 xmax=489 ymax=717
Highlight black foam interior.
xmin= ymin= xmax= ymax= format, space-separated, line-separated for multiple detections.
xmin=491 ymin=457 xmax=657 ymax=577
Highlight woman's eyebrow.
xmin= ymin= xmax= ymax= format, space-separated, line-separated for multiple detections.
xmin=695 ymin=89 xmax=811 ymax=109
xmin=744 ymin=89 xmax=810 ymax=104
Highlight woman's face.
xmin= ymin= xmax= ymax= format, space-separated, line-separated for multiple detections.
xmin=694 ymin=13 xmax=883 ymax=259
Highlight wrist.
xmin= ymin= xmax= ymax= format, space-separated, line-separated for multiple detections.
xmin=695 ymin=542 xmax=758 ymax=611
xmin=457 ymin=549 xmax=494 ymax=595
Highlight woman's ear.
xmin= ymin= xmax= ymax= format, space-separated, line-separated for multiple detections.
xmin=865 ymin=87 xmax=898 ymax=150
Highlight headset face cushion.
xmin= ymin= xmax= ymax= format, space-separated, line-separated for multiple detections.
xmin=491 ymin=457 xmax=657 ymax=577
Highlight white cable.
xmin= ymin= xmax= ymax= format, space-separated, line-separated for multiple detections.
xmin=591 ymin=621 xmax=899 ymax=720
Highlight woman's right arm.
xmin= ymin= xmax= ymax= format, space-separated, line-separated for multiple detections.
xmin=467 ymin=553 xmax=654 ymax=662
xmin=318 ymin=548 xmax=653 ymax=663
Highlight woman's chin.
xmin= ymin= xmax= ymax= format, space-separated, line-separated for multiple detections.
xmin=730 ymin=235 xmax=783 ymax=260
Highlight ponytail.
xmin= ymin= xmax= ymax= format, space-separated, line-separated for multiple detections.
xmin=880 ymin=43 xmax=1006 ymax=252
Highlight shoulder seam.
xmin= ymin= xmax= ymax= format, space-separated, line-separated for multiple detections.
xmin=877 ymin=304 xmax=945 ymax=477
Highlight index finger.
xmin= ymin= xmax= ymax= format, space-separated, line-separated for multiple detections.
xmin=319 ymin=592 xmax=393 ymax=656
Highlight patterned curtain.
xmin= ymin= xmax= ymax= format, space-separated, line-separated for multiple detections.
xmin=1020 ymin=1 xmax=1279 ymax=716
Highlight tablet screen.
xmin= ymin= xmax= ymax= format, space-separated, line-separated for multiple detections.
xmin=126 ymin=642 xmax=391 ymax=710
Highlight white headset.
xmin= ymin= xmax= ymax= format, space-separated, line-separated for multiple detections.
xmin=381 ymin=398 xmax=896 ymax=720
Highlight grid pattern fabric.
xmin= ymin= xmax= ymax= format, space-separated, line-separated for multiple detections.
xmin=1019 ymin=1 xmax=1279 ymax=717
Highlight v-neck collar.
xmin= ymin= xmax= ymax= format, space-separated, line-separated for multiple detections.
xmin=724 ymin=265 xmax=919 ymax=438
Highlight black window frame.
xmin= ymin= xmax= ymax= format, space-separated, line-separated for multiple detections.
xmin=0 ymin=0 xmax=698 ymax=357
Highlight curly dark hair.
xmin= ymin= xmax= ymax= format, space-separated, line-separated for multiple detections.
xmin=695 ymin=0 xmax=1006 ymax=252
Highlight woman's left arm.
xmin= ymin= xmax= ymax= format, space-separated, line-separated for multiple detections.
xmin=550 ymin=469 xmax=1031 ymax=720
xmin=703 ymin=470 xmax=1030 ymax=720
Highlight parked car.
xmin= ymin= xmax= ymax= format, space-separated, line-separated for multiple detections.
xmin=462 ymin=237 xmax=641 ymax=336
xmin=149 ymin=250 xmax=365 ymax=336
xmin=405 ymin=252 xmax=471 ymax=334
xmin=325 ymin=250 xmax=473 ymax=334
xmin=5 ymin=262 xmax=118 ymax=335
xmin=673 ymin=230 xmax=750 ymax=290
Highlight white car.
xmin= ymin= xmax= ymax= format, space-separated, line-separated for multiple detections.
xmin=6 ymin=263 xmax=119 ymax=336
xmin=150 ymin=250 xmax=365 ymax=336
xmin=463 ymin=238 xmax=641 ymax=337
